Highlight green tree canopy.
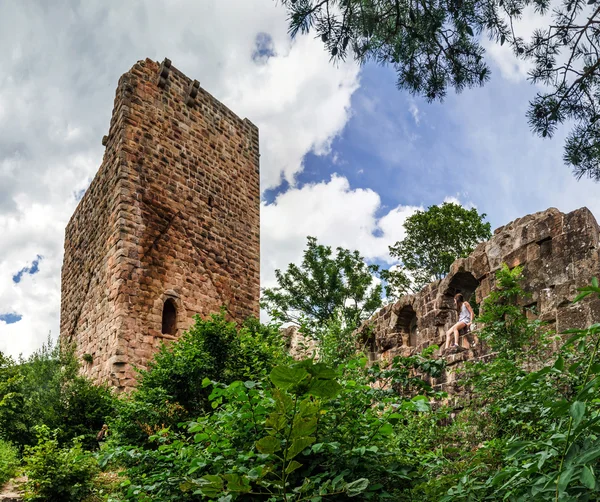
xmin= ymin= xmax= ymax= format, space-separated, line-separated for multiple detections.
xmin=261 ymin=236 xmax=383 ymax=337
xmin=384 ymin=202 xmax=491 ymax=295
xmin=0 ymin=339 xmax=114 ymax=450
xmin=281 ymin=0 xmax=600 ymax=181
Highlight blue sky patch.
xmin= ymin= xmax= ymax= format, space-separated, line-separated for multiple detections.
xmin=12 ymin=255 xmax=43 ymax=283
xmin=0 ymin=313 xmax=22 ymax=324
xmin=252 ymin=32 xmax=275 ymax=63
xmin=74 ymin=188 xmax=86 ymax=201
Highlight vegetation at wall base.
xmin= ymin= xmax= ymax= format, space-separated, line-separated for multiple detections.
xmin=0 ymin=439 xmax=19 ymax=486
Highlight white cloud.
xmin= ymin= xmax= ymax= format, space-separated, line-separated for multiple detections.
xmin=261 ymin=175 xmax=422 ymax=291
xmin=0 ymin=0 xmax=359 ymax=357
xmin=409 ymin=101 xmax=420 ymax=125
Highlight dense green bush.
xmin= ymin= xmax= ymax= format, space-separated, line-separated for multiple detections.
xmin=110 ymin=312 xmax=288 ymax=446
xmin=0 ymin=439 xmax=19 ymax=486
xmin=4 ymin=269 xmax=600 ymax=501
xmin=22 ymin=426 xmax=99 ymax=502
xmin=101 ymin=356 xmax=441 ymax=501
xmin=0 ymin=340 xmax=115 ymax=450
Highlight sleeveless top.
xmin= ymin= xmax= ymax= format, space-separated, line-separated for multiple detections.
xmin=458 ymin=303 xmax=471 ymax=324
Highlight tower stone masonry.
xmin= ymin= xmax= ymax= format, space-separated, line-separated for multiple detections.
xmin=60 ymin=58 xmax=260 ymax=390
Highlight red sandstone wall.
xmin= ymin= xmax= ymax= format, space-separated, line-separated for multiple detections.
xmin=61 ymin=59 xmax=260 ymax=389
xmin=356 ymin=207 xmax=600 ymax=393
xmin=60 ymin=74 xmax=133 ymax=384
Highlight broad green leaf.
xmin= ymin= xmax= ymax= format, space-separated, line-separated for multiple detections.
xmin=580 ymin=465 xmax=596 ymax=489
xmin=273 ymin=388 xmax=294 ymax=412
xmin=285 ymin=460 xmax=303 ymax=474
xmin=198 ymin=475 xmax=223 ymax=498
xmin=246 ymin=466 xmax=264 ymax=480
xmin=569 ymin=361 xmax=582 ymax=374
xmin=387 ymin=412 xmax=403 ymax=425
xmin=287 ymin=436 xmax=315 ymax=459
xmin=265 ymin=412 xmax=287 ymax=432
xmin=411 ymin=395 xmax=430 ymax=412
xmin=270 ymin=366 xmax=309 ymax=390
xmin=570 ymin=401 xmax=586 ymax=429
xmin=298 ymin=397 xmax=319 ymax=417
xmin=578 ymin=446 xmax=600 ymax=464
xmin=557 ymin=466 xmax=575 ymax=492
xmin=378 ymin=423 xmax=394 ymax=436
xmin=223 ymin=474 xmax=251 ymax=493
xmin=193 ymin=433 xmax=208 ymax=443
xmin=592 ymin=277 xmax=599 ymax=288
xmin=256 ymin=436 xmax=281 ymax=454
xmin=346 ymin=478 xmax=369 ymax=497
xmin=292 ymin=416 xmax=317 ymax=437
xmin=308 ymin=363 xmax=337 ymax=379
xmin=308 ymin=379 xmax=342 ymax=398
xmin=554 ymin=356 xmax=564 ymax=371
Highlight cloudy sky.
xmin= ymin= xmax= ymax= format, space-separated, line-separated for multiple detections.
xmin=1 ymin=0 xmax=599 ymax=358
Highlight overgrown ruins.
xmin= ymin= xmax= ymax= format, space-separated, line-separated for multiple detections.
xmin=60 ymin=58 xmax=260 ymax=390
xmin=60 ymin=59 xmax=600 ymax=395
xmin=355 ymin=207 xmax=600 ymax=391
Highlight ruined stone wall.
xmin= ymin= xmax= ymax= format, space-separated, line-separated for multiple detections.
xmin=61 ymin=58 xmax=260 ymax=390
xmin=356 ymin=207 xmax=600 ymax=391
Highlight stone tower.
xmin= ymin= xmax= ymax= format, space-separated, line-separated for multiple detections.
xmin=60 ymin=58 xmax=260 ymax=390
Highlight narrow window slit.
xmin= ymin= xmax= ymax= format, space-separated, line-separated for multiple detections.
xmin=162 ymin=298 xmax=177 ymax=335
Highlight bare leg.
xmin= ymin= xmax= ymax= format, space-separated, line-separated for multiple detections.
xmin=452 ymin=321 xmax=467 ymax=347
xmin=444 ymin=328 xmax=453 ymax=349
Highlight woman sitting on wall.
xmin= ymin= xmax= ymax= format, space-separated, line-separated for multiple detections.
xmin=444 ymin=293 xmax=474 ymax=351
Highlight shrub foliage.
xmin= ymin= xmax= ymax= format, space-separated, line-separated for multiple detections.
xmin=1 ymin=271 xmax=600 ymax=501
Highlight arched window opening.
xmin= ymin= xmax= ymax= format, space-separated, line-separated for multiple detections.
xmin=445 ymin=271 xmax=480 ymax=301
xmin=395 ymin=305 xmax=418 ymax=347
xmin=162 ymin=298 xmax=177 ymax=335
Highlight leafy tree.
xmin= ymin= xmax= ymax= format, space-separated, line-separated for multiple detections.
xmin=384 ymin=202 xmax=491 ymax=295
xmin=281 ymin=0 xmax=600 ymax=181
xmin=477 ymin=263 xmax=542 ymax=356
xmin=0 ymin=339 xmax=115 ymax=450
xmin=261 ymin=236 xmax=383 ymax=338
xmin=137 ymin=312 xmax=286 ymax=412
